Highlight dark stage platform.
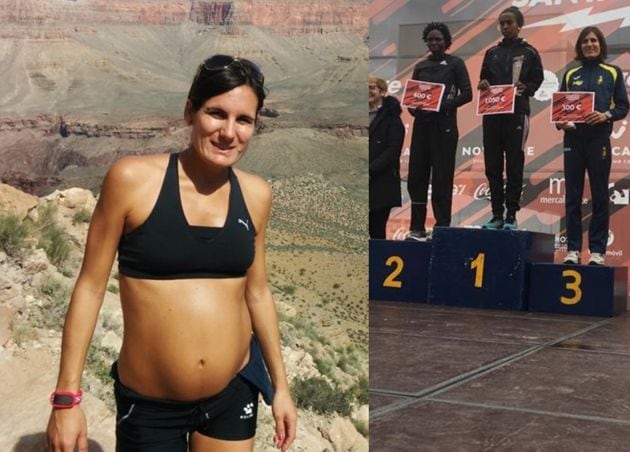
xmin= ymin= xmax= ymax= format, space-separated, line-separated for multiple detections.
xmin=370 ymin=301 xmax=630 ymax=451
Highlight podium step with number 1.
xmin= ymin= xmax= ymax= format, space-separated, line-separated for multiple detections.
xmin=428 ymin=227 xmax=554 ymax=310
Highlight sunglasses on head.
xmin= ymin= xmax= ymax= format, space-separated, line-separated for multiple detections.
xmin=195 ymin=54 xmax=265 ymax=85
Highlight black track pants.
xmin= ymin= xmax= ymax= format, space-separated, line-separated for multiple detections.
xmin=482 ymin=113 xmax=529 ymax=217
xmin=407 ymin=115 xmax=458 ymax=231
xmin=369 ymin=207 xmax=392 ymax=239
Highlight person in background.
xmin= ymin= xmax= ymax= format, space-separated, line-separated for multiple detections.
xmin=46 ymin=55 xmax=297 ymax=452
xmin=369 ymin=75 xmax=404 ymax=239
xmin=557 ymin=27 xmax=629 ymax=265
xmin=478 ymin=6 xmax=543 ymax=230
xmin=406 ymin=22 xmax=471 ymax=241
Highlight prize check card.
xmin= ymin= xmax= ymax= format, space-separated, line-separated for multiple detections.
xmin=477 ymin=84 xmax=516 ymax=115
xmin=551 ymin=91 xmax=594 ymax=122
xmin=401 ymin=80 xmax=445 ymax=112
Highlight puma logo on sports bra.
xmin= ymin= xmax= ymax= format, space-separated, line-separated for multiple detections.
xmin=117 ymin=153 xmax=255 ymax=279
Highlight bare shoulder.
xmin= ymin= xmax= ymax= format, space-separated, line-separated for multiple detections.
xmin=95 ymin=154 xmax=170 ymax=228
xmin=234 ymin=168 xmax=272 ymax=205
xmin=233 ymin=168 xmax=272 ymax=226
xmin=105 ymin=154 xmax=168 ymax=187
xmin=101 ymin=154 xmax=169 ymax=199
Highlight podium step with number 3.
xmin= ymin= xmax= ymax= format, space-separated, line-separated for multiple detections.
xmin=529 ymin=263 xmax=627 ymax=316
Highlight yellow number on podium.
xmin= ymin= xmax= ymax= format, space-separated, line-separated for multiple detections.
xmin=470 ymin=252 xmax=485 ymax=288
xmin=560 ymin=269 xmax=582 ymax=305
xmin=383 ymin=256 xmax=404 ymax=288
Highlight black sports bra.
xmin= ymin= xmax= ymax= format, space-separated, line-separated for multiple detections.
xmin=117 ymin=153 xmax=256 ymax=279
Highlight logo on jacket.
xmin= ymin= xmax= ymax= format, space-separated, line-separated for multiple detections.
xmin=597 ymin=75 xmax=604 ymax=85
xmin=572 ymin=80 xmax=584 ymax=87
xmin=440 ymin=60 xmax=447 ymax=65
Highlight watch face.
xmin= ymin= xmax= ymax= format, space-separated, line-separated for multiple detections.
xmin=53 ymin=394 xmax=75 ymax=405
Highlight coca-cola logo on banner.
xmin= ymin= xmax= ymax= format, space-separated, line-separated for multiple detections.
xmin=473 ymin=183 xmax=491 ymax=201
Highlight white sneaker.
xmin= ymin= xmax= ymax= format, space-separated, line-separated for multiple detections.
xmin=589 ymin=252 xmax=605 ymax=266
xmin=563 ymin=250 xmax=581 ymax=265
xmin=405 ymin=230 xmax=427 ymax=241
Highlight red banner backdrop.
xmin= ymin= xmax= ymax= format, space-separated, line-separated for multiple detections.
xmin=369 ymin=0 xmax=630 ymax=287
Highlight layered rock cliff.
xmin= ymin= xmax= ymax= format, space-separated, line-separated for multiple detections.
xmin=0 ymin=0 xmax=366 ymax=33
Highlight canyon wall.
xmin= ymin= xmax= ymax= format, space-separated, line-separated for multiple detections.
xmin=0 ymin=0 xmax=366 ymax=32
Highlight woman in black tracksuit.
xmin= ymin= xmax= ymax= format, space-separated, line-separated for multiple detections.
xmin=558 ymin=26 xmax=629 ymax=265
xmin=369 ymin=76 xmax=404 ymax=239
xmin=407 ymin=22 xmax=471 ymax=240
xmin=478 ymin=6 xmax=543 ymax=230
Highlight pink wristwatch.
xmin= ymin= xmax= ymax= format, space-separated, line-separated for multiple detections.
xmin=50 ymin=389 xmax=83 ymax=408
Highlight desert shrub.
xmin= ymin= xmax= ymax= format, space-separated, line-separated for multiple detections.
xmin=286 ymin=315 xmax=328 ymax=345
xmin=36 ymin=204 xmax=71 ymax=266
xmin=61 ymin=268 xmax=75 ymax=278
xmin=35 ymin=276 xmax=72 ymax=330
xmin=337 ymin=345 xmax=363 ymax=374
xmin=39 ymin=224 xmax=71 ymax=266
xmin=85 ymin=342 xmax=116 ymax=410
xmin=86 ymin=342 xmax=115 ymax=383
xmin=349 ymin=375 xmax=369 ymax=405
xmin=313 ymin=355 xmax=333 ymax=376
xmin=37 ymin=202 xmax=56 ymax=226
xmin=0 ymin=212 xmax=29 ymax=256
xmin=352 ymin=418 xmax=369 ymax=437
xmin=291 ymin=376 xmax=352 ymax=416
xmin=72 ymin=208 xmax=92 ymax=225
xmin=10 ymin=318 xmax=38 ymax=345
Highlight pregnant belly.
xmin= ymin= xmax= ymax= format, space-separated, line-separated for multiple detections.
xmin=116 ymin=276 xmax=252 ymax=400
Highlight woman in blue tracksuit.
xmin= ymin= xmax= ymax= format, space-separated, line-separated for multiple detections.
xmin=558 ymin=26 xmax=629 ymax=265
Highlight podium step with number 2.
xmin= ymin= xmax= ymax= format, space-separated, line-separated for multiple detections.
xmin=369 ymin=239 xmax=431 ymax=303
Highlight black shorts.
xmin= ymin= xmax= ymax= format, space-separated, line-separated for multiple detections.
xmin=111 ymin=363 xmax=259 ymax=452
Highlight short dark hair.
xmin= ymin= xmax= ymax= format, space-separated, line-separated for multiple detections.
xmin=500 ymin=6 xmax=524 ymax=27
xmin=187 ymin=55 xmax=267 ymax=113
xmin=575 ymin=26 xmax=608 ymax=62
xmin=422 ymin=22 xmax=452 ymax=51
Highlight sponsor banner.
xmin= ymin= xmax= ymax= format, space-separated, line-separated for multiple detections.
xmin=477 ymin=85 xmax=516 ymax=115
xmin=551 ymin=91 xmax=594 ymax=122
xmin=401 ymin=80 xmax=445 ymax=111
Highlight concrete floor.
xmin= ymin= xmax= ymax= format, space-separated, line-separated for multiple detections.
xmin=370 ymin=301 xmax=630 ymax=451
